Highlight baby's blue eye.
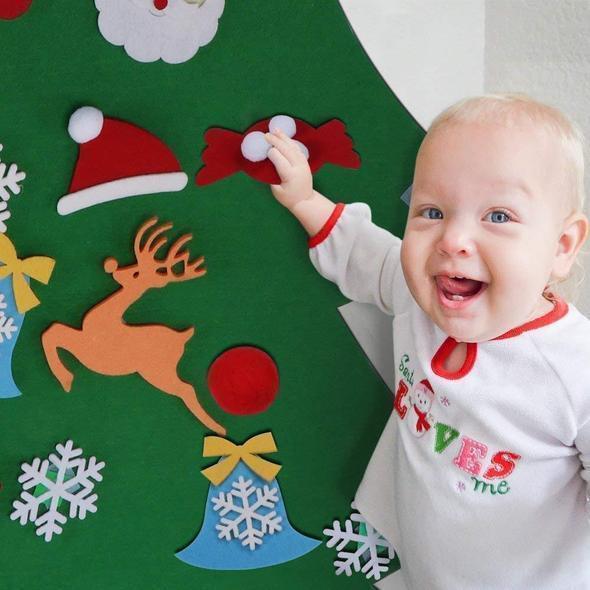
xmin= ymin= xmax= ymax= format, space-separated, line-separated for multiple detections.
xmin=486 ymin=210 xmax=511 ymax=223
xmin=421 ymin=207 xmax=443 ymax=220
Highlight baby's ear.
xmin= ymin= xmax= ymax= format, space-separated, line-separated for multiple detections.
xmin=551 ymin=211 xmax=589 ymax=280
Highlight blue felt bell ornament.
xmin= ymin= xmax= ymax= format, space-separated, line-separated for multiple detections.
xmin=176 ymin=432 xmax=320 ymax=570
xmin=0 ymin=233 xmax=55 ymax=398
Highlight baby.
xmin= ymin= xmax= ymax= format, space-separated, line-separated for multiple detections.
xmin=266 ymin=94 xmax=590 ymax=589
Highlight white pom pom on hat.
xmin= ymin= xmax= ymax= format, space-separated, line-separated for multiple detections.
xmin=68 ymin=106 xmax=104 ymax=144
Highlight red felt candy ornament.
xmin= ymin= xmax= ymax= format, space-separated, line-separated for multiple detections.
xmin=207 ymin=346 xmax=279 ymax=415
xmin=196 ymin=117 xmax=360 ymax=186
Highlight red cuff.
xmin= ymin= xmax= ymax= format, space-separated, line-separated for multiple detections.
xmin=308 ymin=203 xmax=346 ymax=248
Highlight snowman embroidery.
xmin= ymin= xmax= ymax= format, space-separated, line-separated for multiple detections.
xmin=409 ymin=379 xmax=435 ymax=437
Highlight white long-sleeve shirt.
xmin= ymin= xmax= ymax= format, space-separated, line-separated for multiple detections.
xmin=309 ymin=203 xmax=590 ymax=590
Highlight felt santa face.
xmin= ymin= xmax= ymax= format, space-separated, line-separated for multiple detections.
xmin=95 ymin=0 xmax=225 ymax=64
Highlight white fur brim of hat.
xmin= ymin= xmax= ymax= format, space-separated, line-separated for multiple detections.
xmin=57 ymin=172 xmax=188 ymax=215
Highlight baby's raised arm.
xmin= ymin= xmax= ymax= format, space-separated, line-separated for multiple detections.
xmin=265 ymin=130 xmax=404 ymax=317
xmin=266 ymin=130 xmax=335 ymax=236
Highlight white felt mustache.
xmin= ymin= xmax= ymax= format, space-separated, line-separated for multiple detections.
xmin=96 ymin=0 xmax=225 ymax=64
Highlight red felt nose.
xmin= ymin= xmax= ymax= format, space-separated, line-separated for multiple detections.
xmin=153 ymin=0 xmax=168 ymax=10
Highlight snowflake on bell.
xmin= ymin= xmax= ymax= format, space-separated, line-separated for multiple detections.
xmin=175 ymin=432 xmax=320 ymax=570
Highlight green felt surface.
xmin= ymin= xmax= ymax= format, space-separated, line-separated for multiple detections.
xmin=0 ymin=1 xmax=423 ymax=588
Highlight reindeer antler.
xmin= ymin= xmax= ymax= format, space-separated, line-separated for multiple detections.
xmin=132 ymin=217 xmax=206 ymax=283
xmin=134 ymin=217 xmax=174 ymax=262
xmin=164 ymin=234 xmax=207 ymax=282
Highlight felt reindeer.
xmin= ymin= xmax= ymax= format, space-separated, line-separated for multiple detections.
xmin=42 ymin=217 xmax=225 ymax=435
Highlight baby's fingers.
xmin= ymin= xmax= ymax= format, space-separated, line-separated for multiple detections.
xmin=266 ymin=131 xmax=303 ymax=165
xmin=267 ymin=146 xmax=292 ymax=180
xmin=270 ymin=183 xmax=286 ymax=201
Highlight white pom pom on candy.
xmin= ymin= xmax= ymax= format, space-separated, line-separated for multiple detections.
xmin=68 ymin=106 xmax=104 ymax=144
xmin=241 ymin=131 xmax=270 ymax=162
xmin=241 ymin=116 xmax=309 ymax=163
xmin=268 ymin=115 xmax=296 ymax=138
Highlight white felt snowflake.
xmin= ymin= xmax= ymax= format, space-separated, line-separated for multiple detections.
xmin=212 ymin=475 xmax=283 ymax=550
xmin=0 ymin=201 xmax=10 ymax=233
xmin=0 ymin=144 xmax=26 ymax=233
xmin=323 ymin=502 xmax=395 ymax=581
xmin=0 ymin=310 xmax=17 ymax=343
xmin=0 ymin=144 xmax=26 ymax=200
xmin=10 ymin=440 xmax=105 ymax=542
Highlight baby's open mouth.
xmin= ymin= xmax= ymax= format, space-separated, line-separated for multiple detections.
xmin=435 ymin=276 xmax=487 ymax=302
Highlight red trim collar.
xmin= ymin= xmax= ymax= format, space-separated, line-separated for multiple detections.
xmin=431 ymin=294 xmax=568 ymax=380
xmin=308 ymin=203 xmax=345 ymax=248
xmin=493 ymin=294 xmax=568 ymax=340
xmin=431 ymin=339 xmax=478 ymax=380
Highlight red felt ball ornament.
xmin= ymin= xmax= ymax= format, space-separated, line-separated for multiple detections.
xmin=208 ymin=346 xmax=279 ymax=415
xmin=0 ymin=0 xmax=32 ymax=19
xmin=153 ymin=0 xmax=168 ymax=10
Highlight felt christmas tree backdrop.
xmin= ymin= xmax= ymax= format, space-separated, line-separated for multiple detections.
xmin=0 ymin=2 xmax=422 ymax=588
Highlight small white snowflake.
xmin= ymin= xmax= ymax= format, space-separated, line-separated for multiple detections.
xmin=0 ymin=143 xmax=26 ymax=233
xmin=323 ymin=502 xmax=395 ymax=581
xmin=457 ymin=481 xmax=466 ymax=492
xmin=10 ymin=440 xmax=105 ymax=542
xmin=0 ymin=295 xmax=17 ymax=341
xmin=0 ymin=310 xmax=17 ymax=343
xmin=440 ymin=396 xmax=450 ymax=407
xmin=212 ymin=475 xmax=283 ymax=550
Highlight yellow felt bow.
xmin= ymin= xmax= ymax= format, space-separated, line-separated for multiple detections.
xmin=201 ymin=432 xmax=282 ymax=486
xmin=0 ymin=233 xmax=55 ymax=313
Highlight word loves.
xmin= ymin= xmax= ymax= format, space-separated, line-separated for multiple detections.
xmin=394 ymin=378 xmax=521 ymax=495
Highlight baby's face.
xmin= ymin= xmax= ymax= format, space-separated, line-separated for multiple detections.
xmin=401 ymin=120 xmax=570 ymax=342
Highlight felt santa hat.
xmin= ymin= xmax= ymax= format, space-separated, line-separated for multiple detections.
xmin=57 ymin=106 xmax=188 ymax=215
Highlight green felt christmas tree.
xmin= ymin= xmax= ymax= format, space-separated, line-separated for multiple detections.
xmin=0 ymin=2 xmax=421 ymax=588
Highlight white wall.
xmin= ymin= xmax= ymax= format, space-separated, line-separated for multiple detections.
xmin=339 ymin=0 xmax=485 ymax=129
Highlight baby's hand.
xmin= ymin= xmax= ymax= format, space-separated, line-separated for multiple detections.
xmin=266 ymin=130 xmax=313 ymax=211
